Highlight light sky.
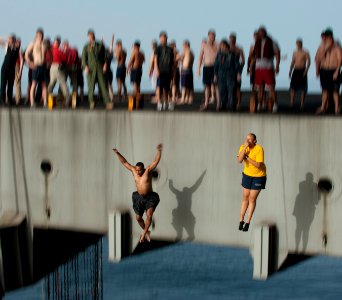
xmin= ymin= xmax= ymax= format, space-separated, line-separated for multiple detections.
xmin=1 ymin=0 xmax=341 ymax=93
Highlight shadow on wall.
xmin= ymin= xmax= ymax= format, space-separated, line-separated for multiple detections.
xmin=292 ymin=172 xmax=320 ymax=253
xmin=169 ymin=170 xmax=206 ymax=241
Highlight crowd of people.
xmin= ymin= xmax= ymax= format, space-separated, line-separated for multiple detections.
xmin=0 ymin=26 xmax=341 ymax=113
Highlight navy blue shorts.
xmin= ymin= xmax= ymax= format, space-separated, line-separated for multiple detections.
xmin=32 ymin=66 xmax=47 ymax=83
xmin=77 ymin=69 xmax=84 ymax=87
xmin=172 ymin=68 xmax=180 ymax=88
xmin=320 ymin=69 xmax=340 ymax=92
xmin=130 ymin=68 xmax=142 ymax=85
xmin=157 ymin=73 xmax=171 ymax=92
xmin=181 ymin=69 xmax=194 ymax=89
xmin=241 ymin=173 xmax=266 ymax=190
xmin=116 ymin=66 xmax=126 ymax=81
xmin=202 ymin=66 xmax=215 ymax=86
xmin=106 ymin=69 xmax=113 ymax=84
xmin=132 ymin=191 xmax=160 ymax=216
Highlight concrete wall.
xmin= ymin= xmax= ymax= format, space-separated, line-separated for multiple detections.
xmin=1 ymin=108 xmax=341 ymax=267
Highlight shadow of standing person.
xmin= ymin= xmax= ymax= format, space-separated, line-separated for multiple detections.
xmin=169 ymin=170 xmax=206 ymax=241
xmin=292 ymin=172 xmax=320 ymax=253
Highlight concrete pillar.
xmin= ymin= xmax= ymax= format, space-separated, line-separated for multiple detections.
xmin=0 ymin=213 xmax=32 ymax=293
xmin=108 ymin=211 xmax=132 ymax=261
xmin=253 ymin=223 xmax=277 ymax=280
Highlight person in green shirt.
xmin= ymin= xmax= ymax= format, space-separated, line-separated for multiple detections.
xmin=82 ymin=29 xmax=112 ymax=109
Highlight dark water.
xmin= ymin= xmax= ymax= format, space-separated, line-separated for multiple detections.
xmin=5 ymin=238 xmax=342 ymax=299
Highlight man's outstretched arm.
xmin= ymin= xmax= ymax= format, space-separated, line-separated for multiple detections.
xmin=112 ymin=148 xmax=134 ymax=171
xmin=147 ymin=144 xmax=162 ymax=171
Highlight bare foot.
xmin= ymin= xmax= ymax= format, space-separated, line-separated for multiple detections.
xmin=199 ymin=104 xmax=207 ymax=112
xmin=146 ymin=231 xmax=151 ymax=242
xmin=139 ymin=233 xmax=146 ymax=243
xmin=139 ymin=231 xmax=151 ymax=243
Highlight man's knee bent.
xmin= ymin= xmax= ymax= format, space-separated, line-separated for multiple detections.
xmin=136 ymin=214 xmax=143 ymax=222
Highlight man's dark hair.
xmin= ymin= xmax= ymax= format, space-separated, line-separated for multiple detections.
xmin=55 ymin=36 xmax=61 ymax=45
xmin=229 ymin=32 xmax=236 ymax=40
xmin=324 ymin=28 xmax=333 ymax=38
xmin=136 ymin=162 xmax=144 ymax=168
xmin=36 ymin=28 xmax=44 ymax=38
xmin=159 ymin=31 xmax=168 ymax=38
xmin=152 ymin=39 xmax=158 ymax=49
xmin=221 ymin=39 xmax=229 ymax=48
xmin=258 ymin=26 xmax=267 ymax=36
xmin=183 ymin=40 xmax=190 ymax=47
xmin=208 ymin=29 xmax=216 ymax=36
xmin=134 ymin=40 xmax=141 ymax=48
xmin=250 ymin=133 xmax=257 ymax=141
xmin=88 ymin=29 xmax=95 ymax=39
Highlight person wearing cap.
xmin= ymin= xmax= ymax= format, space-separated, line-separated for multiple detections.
xmin=0 ymin=34 xmax=23 ymax=106
xmin=48 ymin=36 xmax=70 ymax=107
xmin=316 ymin=29 xmax=341 ymax=114
xmin=197 ymin=29 xmax=219 ymax=111
xmin=289 ymin=39 xmax=310 ymax=110
xmin=82 ymin=29 xmax=111 ymax=109
xmin=154 ymin=31 xmax=174 ymax=111
xmin=127 ymin=40 xmax=145 ymax=96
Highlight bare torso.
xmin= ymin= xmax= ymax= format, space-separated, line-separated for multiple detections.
xmin=231 ymin=45 xmax=243 ymax=61
xmin=116 ymin=48 xmax=127 ymax=67
xmin=320 ymin=44 xmax=341 ymax=69
xmin=182 ymin=49 xmax=194 ymax=69
xmin=28 ymin=40 xmax=45 ymax=67
xmin=132 ymin=50 xmax=145 ymax=69
xmin=133 ymin=169 xmax=153 ymax=196
xmin=201 ymin=41 xmax=218 ymax=66
xmin=173 ymin=49 xmax=180 ymax=68
xmin=293 ymin=49 xmax=309 ymax=69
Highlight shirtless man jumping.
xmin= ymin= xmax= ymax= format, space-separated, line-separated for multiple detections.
xmin=289 ymin=39 xmax=310 ymax=110
xmin=113 ymin=144 xmax=162 ymax=243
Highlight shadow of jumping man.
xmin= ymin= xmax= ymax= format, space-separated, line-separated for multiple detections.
xmin=292 ymin=172 xmax=320 ymax=253
xmin=169 ymin=170 xmax=206 ymax=241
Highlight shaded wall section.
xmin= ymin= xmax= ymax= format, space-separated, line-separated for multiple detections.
xmin=0 ymin=108 xmax=342 ymax=267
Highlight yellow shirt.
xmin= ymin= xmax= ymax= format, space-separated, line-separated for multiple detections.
xmin=238 ymin=144 xmax=267 ymax=177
